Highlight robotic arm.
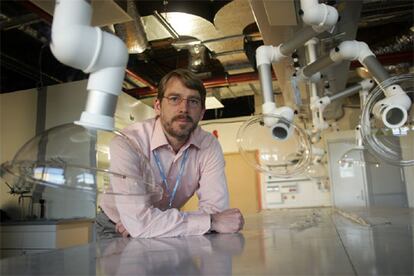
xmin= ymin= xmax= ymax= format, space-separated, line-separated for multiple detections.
xmin=310 ymin=79 xmax=375 ymax=132
xmin=255 ymin=0 xmax=338 ymax=140
xmin=50 ymin=0 xmax=129 ymax=131
xmin=298 ymin=40 xmax=412 ymax=128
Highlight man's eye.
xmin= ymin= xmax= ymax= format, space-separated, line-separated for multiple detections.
xmin=169 ymin=96 xmax=180 ymax=103
xmin=189 ymin=99 xmax=200 ymax=105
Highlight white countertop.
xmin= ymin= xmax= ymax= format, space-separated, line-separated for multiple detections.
xmin=1 ymin=207 xmax=413 ymax=275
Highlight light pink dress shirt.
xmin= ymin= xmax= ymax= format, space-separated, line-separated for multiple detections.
xmin=100 ymin=118 xmax=229 ymax=238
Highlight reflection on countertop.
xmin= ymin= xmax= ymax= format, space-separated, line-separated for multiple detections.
xmin=0 ymin=207 xmax=413 ymax=275
xmin=97 ymin=233 xmax=244 ymax=275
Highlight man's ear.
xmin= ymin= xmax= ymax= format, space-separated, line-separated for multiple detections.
xmin=154 ymin=98 xmax=161 ymax=116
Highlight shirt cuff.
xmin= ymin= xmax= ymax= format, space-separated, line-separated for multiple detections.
xmin=184 ymin=212 xmax=211 ymax=235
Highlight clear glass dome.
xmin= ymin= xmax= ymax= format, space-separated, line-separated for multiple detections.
xmin=237 ymin=114 xmax=311 ymax=177
xmin=0 ymin=123 xmax=162 ymax=220
xmin=361 ymin=74 xmax=414 ymax=166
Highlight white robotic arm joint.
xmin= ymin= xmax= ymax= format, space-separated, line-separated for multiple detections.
xmin=262 ymin=103 xmax=295 ymax=141
xmin=50 ymin=0 xmax=129 ymax=131
xmin=329 ymin=40 xmax=375 ymax=64
xmin=372 ymin=85 xmax=412 ymax=128
xmin=299 ymin=0 xmax=338 ymax=31
xmin=256 ymin=45 xmax=286 ymax=67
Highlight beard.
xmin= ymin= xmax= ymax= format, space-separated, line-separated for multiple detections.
xmin=161 ymin=114 xmax=198 ymax=141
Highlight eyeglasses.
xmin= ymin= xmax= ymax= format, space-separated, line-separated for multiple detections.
xmin=163 ymin=95 xmax=202 ymax=108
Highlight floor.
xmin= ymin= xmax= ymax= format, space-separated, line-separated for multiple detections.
xmin=1 ymin=207 xmax=413 ymax=275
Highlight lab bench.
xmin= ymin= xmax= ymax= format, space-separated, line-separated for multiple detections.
xmin=0 ymin=207 xmax=413 ymax=275
xmin=0 ymin=218 xmax=94 ymax=258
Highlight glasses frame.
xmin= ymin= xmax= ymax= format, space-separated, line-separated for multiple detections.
xmin=163 ymin=95 xmax=202 ymax=108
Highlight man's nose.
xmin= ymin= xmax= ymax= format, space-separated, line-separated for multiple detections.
xmin=178 ymin=98 xmax=190 ymax=111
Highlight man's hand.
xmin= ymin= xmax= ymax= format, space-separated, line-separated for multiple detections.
xmin=115 ymin=221 xmax=130 ymax=238
xmin=210 ymin=208 xmax=244 ymax=233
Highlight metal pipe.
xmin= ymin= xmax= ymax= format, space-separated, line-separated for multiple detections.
xmin=125 ymin=69 xmax=156 ymax=90
xmin=302 ymin=54 xmax=335 ymax=78
xmin=153 ymin=10 xmax=179 ymax=39
xmin=362 ymin=56 xmax=390 ymax=83
xmin=280 ymin=26 xmax=319 ymax=56
xmin=258 ymin=64 xmax=275 ymax=103
xmin=125 ymin=71 xmax=277 ymax=98
xmin=329 ymin=83 xmax=363 ymax=102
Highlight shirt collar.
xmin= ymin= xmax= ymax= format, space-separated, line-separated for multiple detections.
xmin=150 ymin=117 xmax=203 ymax=152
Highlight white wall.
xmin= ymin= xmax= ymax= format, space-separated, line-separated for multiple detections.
xmin=200 ymin=118 xmax=246 ymax=153
xmin=45 ymin=80 xmax=88 ymax=129
xmin=0 ymin=80 xmax=155 ymax=220
xmin=0 ymin=89 xmax=38 ymax=219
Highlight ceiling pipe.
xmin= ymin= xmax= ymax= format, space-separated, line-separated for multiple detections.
xmin=114 ymin=0 xmax=149 ymax=54
xmin=153 ymin=10 xmax=180 ymax=39
xmin=125 ymin=69 xmax=156 ymax=90
xmin=125 ymin=71 xmax=277 ymax=98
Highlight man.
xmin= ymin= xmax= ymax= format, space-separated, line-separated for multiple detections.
xmin=97 ymin=69 xmax=244 ymax=238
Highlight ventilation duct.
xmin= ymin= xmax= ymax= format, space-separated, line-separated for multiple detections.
xmin=114 ymin=0 xmax=149 ymax=54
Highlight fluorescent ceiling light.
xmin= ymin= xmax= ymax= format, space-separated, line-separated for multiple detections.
xmin=205 ymin=96 xmax=224 ymax=110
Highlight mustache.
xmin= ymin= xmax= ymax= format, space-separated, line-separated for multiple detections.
xmin=172 ymin=115 xmax=193 ymax=123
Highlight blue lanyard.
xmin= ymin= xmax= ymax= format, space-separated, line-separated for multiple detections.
xmin=153 ymin=148 xmax=189 ymax=208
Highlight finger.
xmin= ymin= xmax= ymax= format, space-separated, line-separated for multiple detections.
xmin=122 ymin=230 xmax=130 ymax=238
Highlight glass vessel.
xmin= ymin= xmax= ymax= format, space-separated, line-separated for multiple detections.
xmin=361 ymin=74 xmax=414 ymax=166
xmin=237 ymin=114 xmax=311 ymax=178
xmin=0 ymin=123 xmax=162 ymax=220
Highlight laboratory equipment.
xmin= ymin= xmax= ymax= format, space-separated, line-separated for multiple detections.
xmin=237 ymin=114 xmax=311 ymax=177
xmin=0 ymin=123 xmax=162 ymax=220
xmin=50 ymin=0 xmax=128 ymax=131
xmin=361 ymin=73 xmax=414 ymax=166
xmin=238 ymin=0 xmax=339 ymax=176
xmin=254 ymin=0 xmax=338 ymax=140
xmin=298 ymin=40 xmax=412 ymax=129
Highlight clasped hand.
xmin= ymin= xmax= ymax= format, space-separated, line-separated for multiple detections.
xmin=210 ymin=208 xmax=244 ymax=233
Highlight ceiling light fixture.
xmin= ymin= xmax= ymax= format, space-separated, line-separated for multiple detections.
xmin=205 ymin=96 xmax=224 ymax=109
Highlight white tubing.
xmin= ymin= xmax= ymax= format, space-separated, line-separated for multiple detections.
xmin=329 ymin=40 xmax=375 ymax=64
xmin=360 ymin=78 xmax=375 ymax=91
xmin=50 ymin=0 xmax=128 ymax=131
xmin=310 ymin=95 xmax=330 ymax=131
xmin=305 ymin=38 xmax=321 ymax=83
xmin=372 ymin=85 xmax=412 ymax=128
xmin=300 ymin=0 xmax=338 ymax=31
xmin=256 ymin=45 xmax=286 ymax=67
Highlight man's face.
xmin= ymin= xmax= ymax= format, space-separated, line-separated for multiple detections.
xmin=154 ymin=77 xmax=205 ymax=140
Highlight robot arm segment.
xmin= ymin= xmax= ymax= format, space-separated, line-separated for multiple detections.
xmin=51 ymin=0 xmax=128 ymax=131
xmin=299 ymin=0 xmax=339 ymax=32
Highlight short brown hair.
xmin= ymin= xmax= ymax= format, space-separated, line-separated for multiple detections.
xmin=157 ymin=69 xmax=206 ymax=108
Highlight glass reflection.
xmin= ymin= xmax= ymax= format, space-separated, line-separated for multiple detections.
xmin=97 ymin=233 xmax=245 ymax=276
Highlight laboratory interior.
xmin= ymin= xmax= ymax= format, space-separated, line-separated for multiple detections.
xmin=0 ymin=0 xmax=413 ymax=275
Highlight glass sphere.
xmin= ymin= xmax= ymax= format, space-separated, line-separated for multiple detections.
xmin=0 ymin=123 xmax=162 ymax=219
xmin=361 ymin=74 xmax=414 ymax=166
xmin=237 ymin=114 xmax=311 ymax=177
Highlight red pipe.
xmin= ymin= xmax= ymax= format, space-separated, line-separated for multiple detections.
xmin=125 ymin=69 xmax=157 ymax=90
xmin=125 ymin=71 xmax=277 ymax=98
